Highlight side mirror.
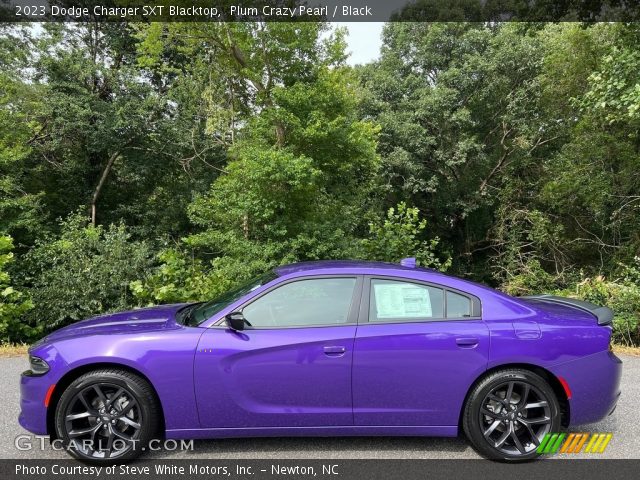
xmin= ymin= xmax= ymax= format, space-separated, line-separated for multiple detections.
xmin=225 ymin=311 xmax=246 ymax=331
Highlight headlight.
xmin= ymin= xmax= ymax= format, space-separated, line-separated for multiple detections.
xmin=29 ymin=355 xmax=50 ymax=375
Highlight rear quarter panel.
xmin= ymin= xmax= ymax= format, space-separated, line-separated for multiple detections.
xmin=483 ymin=295 xmax=619 ymax=425
xmin=485 ymin=300 xmax=610 ymax=368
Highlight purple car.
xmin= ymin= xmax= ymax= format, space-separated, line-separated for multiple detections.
xmin=19 ymin=259 xmax=621 ymax=462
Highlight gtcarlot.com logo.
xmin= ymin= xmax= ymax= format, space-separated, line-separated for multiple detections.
xmin=538 ymin=433 xmax=613 ymax=455
xmin=15 ymin=435 xmax=194 ymax=452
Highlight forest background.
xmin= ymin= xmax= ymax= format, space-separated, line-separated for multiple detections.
xmin=1 ymin=21 xmax=640 ymax=346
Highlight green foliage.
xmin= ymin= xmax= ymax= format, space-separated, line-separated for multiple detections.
xmin=129 ymin=25 xmax=379 ymax=306
xmin=176 ymin=32 xmax=380 ymax=282
xmin=2 ymin=21 xmax=640 ymax=346
xmin=189 ymin=148 xmax=321 ymax=245
xmin=358 ymin=23 xmax=555 ymax=273
xmin=500 ymin=259 xmax=558 ymax=297
xmin=130 ymin=249 xmax=277 ymax=305
xmin=0 ymin=25 xmax=43 ymax=243
xmin=0 ymin=235 xmax=34 ymax=342
xmin=130 ymin=249 xmax=216 ymax=305
xmin=362 ymin=203 xmax=450 ymax=270
xmin=582 ymin=32 xmax=640 ymax=126
xmin=491 ymin=205 xmax=567 ymax=293
xmin=555 ymin=272 xmax=640 ymax=347
xmin=21 ymin=214 xmax=152 ymax=335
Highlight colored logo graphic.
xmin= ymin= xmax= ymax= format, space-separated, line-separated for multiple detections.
xmin=537 ymin=433 xmax=613 ymax=454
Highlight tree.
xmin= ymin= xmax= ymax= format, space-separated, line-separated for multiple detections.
xmin=362 ymin=202 xmax=450 ymax=270
xmin=133 ymin=22 xmax=380 ymax=301
xmin=358 ymin=23 xmax=562 ymax=277
xmin=2 ymin=23 xmax=218 ymax=243
xmin=0 ymin=25 xmax=43 ymax=244
xmin=2 ymin=20 xmax=640 ymax=346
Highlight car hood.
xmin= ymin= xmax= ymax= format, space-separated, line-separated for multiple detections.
xmin=42 ymin=303 xmax=189 ymax=342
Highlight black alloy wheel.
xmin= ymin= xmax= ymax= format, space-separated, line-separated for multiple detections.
xmin=54 ymin=369 xmax=160 ymax=463
xmin=463 ymin=369 xmax=561 ymax=461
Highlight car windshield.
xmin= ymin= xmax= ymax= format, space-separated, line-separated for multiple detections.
xmin=180 ymin=271 xmax=278 ymax=326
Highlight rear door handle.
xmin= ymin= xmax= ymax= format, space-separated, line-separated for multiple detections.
xmin=456 ymin=337 xmax=479 ymax=348
xmin=323 ymin=346 xmax=346 ymax=356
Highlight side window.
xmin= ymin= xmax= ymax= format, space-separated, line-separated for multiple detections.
xmin=369 ymin=279 xmax=444 ymax=322
xmin=446 ymin=290 xmax=472 ymax=318
xmin=242 ymin=278 xmax=357 ymax=328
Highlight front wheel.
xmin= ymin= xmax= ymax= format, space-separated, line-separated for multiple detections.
xmin=463 ymin=369 xmax=561 ymax=461
xmin=54 ymin=369 xmax=160 ymax=463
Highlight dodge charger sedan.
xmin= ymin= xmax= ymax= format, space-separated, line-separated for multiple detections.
xmin=20 ymin=259 xmax=621 ymax=462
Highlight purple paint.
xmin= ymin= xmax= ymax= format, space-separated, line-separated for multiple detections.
xmin=19 ymin=260 xmax=621 ymax=447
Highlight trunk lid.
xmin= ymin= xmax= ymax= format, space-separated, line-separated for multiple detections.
xmin=520 ymin=295 xmax=613 ymax=325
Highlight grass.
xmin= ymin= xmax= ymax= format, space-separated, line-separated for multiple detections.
xmin=0 ymin=343 xmax=29 ymax=358
xmin=612 ymin=344 xmax=640 ymax=357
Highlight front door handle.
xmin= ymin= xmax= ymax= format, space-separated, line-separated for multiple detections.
xmin=456 ymin=337 xmax=479 ymax=348
xmin=323 ymin=346 xmax=346 ymax=356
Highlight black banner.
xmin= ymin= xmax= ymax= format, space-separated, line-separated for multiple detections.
xmin=2 ymin=0 xmax=640 ymax=23
xmin=1 ymin=459 xmax=640 ymax=480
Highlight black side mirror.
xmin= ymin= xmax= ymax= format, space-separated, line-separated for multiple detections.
xmin=225 ymin=311 xmax=247 ymax=331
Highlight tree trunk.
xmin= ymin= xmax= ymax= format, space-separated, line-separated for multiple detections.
xmin=228 ymin=43 xmax=285 ymax=147
xmin=91 ymin=151 xmax=120 ymax=226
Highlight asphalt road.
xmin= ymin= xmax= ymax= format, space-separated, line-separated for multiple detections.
xmin=1 ymin=355 xmax=638 ymax=460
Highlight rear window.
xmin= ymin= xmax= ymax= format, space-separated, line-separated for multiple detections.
xmin=446 ymin=290 xmax=472 ymax=318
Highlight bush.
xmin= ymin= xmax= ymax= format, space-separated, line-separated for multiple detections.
xmin=132 ymin=202 xmax=452 ymax=307
xmin=130 ymin=246 xmax=278 ymax=305
xmin=501 ymin=259 xmax=559 ymax=297
xmin=500 ymin=257 xmax=640 ymax=347
xmin=0 ymin=235 xmax=34 ymax=342
xmin=361 ymin=202 xmax=451 ymax=270
xmin=130 ymin=248 xmax=217 ymax=305
xmin=554 ymin=273 xmax=640 ymax=347
xmin=20 ymin=214 xmax=153 ymax=337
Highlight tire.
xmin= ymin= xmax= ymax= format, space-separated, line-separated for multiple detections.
xmin=463 ymin=369 xmax=561 ymax=462
xmin=54 ymin=368 xmax=161 ymax=463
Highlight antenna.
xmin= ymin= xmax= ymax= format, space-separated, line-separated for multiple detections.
xmin=400 ymin=257 xmax=416 ymax=268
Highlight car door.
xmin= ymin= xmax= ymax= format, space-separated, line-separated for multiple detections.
xmin=352 ymin=276 xmax=489 ymax=427
xmin=194 ymin=275 xmax=362 ymax=429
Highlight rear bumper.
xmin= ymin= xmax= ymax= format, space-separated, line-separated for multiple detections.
xmin=549 ymin=350 xmax=622 ymax=425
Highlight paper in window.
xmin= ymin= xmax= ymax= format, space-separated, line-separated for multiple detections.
xmin=374 ymin=283 xmax=432 ymax=318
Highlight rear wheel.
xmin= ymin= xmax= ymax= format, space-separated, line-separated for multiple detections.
xmin=463 ymin=369 xmax=561 ymax=461
xmin=54 ymin=369 xmax=160 ymax=463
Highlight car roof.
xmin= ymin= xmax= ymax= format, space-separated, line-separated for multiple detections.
xmin=274 ymin=260 xmax=436 ymax=276
xmin=273 ymin=260 xmax=518 ymax=307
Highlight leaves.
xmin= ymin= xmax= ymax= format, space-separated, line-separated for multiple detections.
xmin=0 ymin=235 xmax=34 ymax=342
xmin=19 ymin=213 xmax=153 ymax=336
xmin=362 ymin=203 xmax=451 ymax=270
xmin=1 ymin=21 xmax=640 ymax=345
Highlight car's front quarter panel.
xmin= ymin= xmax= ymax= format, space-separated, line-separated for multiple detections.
xmin=20 ymin=327 xmax=205 ymax=437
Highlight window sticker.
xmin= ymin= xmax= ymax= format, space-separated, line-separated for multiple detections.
xmin=374 ymin=283 xmax=432 ymax=318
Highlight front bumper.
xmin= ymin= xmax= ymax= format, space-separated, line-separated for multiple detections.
xmin=18 ymin=344 xmax=66 ymax=436
xmin=550 ymin=350 xmax=622 ymax=425
xmin=19 ymin=371 xmax=51 ymax=435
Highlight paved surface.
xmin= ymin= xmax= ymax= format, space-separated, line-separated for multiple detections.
xmin=1 ymin=355 xmax=637 ymax=460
